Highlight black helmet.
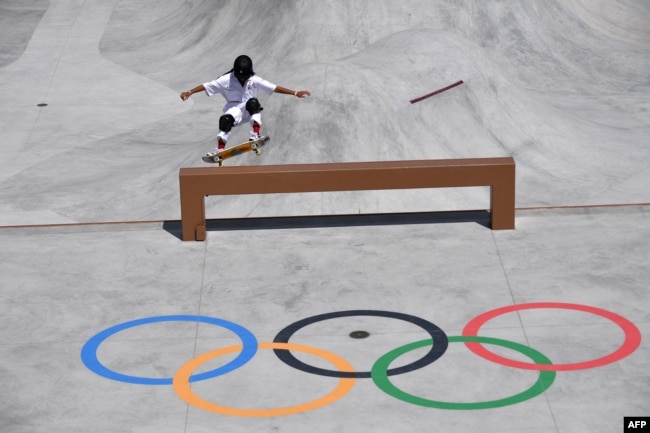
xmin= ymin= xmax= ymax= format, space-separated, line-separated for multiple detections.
xmin=233 ymin=55 xmax=254 ymax=79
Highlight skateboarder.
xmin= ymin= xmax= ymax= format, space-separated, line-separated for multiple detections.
xmin=180 ymin=55 xmax=311 ymax=159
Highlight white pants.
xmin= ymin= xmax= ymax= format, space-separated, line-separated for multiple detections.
xmin=217 ymin=103 xmax=262 ymax=144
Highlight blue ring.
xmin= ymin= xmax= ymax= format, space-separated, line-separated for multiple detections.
xmin=81 ymin=315 xmax=257 ymax=385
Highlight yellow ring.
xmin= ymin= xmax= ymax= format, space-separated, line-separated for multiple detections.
xmin=173 ymin=342 xmax=356 ymax=417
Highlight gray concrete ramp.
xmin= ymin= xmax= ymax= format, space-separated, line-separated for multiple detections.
xmin=0 ymin=1 xmax=648 ymax=432
xmin=1 ymin=0 xmax=649 ymax=224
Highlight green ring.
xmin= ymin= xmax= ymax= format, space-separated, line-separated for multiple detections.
xmin=371 ymin=336 xmax=556 ymax=410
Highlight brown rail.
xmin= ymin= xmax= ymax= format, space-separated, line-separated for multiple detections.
xmin=179 ymin=158 xmax=515 ymax=241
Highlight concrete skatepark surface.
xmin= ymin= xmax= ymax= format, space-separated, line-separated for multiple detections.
xmin=0 ymin=1 xmax=649 ymax=432
xmin=1 ymin=0 xmax=649 ymax=223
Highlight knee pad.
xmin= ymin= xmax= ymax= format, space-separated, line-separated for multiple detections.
xmin=245 ymin=98 xmax=263 ymax=115
xmin=219 ymin=114 xmax=236 ymax=132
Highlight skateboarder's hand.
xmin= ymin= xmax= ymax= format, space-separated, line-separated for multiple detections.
xmin=180 ymin=91 xmax=192 ymax=101
xmin=295 ymin=90 xmax=311 ymax=98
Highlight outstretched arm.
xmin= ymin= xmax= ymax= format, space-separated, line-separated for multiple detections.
xmin=274 ymin=85 xmax=311 ymax=98
xmin=180 ymin=84 xmax=205 ymax=101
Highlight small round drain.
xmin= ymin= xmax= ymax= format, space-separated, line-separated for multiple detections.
xmin=349 ymin=330 xmax=370 ymax=339
xmin=37 ymin=103 xmax=48 ymax=107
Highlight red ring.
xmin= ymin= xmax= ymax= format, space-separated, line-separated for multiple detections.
xmin=462 ymin=302 xmax=641 ymax=371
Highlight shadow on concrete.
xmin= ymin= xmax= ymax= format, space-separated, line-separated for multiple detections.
xmin=162 ymin=210 xmax=491 ymax=240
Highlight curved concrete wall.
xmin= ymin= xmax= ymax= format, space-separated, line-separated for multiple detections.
xmin=0 ymin=0 xmax=648 ymax=223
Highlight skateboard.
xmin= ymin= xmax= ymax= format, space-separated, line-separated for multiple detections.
xmin=202 ymin=135 xmax=270 ymax=166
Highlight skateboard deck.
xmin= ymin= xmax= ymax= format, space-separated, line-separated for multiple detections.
xmin=202 ymin=135 xmax=270 ymax=166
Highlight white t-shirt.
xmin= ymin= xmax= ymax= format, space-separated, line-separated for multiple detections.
xmin=203 ymin=73 xmax=277 ymax=111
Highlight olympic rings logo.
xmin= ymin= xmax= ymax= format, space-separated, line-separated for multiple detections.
xmin=81 ymin=302 xmax=641 ymax=417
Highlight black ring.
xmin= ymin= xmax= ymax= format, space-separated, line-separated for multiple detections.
xmin=273 ymin=310 xmax=448 ymax=378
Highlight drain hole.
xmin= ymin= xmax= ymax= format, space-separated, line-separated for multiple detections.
xmin=349 ymin=330 xmax=370 ymax=339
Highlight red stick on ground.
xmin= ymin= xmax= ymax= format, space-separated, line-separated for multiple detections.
xmin=410 ymin=80 xmax=464 ymax=104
